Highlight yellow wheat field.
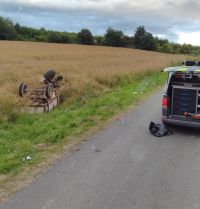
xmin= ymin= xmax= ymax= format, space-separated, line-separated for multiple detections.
xmin=0 ymin=41 xmax=185 ymax=108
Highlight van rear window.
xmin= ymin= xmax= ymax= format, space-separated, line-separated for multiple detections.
xmin=170 ymin=73 xmax=200 ymax=85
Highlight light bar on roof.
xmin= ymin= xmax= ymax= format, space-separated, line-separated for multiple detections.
xmin=162 ymin=66 xmax=200 ymax=73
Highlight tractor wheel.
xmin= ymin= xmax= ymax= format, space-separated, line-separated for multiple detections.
xmin=45 ymin=83 xmax=54 ymax=98
xmin=43 ymin=69 xmax=56 ymax=82
xmin=19 ymin=82 xmax=27 ymax=97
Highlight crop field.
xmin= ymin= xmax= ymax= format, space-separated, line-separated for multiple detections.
xmin=0 ymin=41 xmax=187 ymax=203
xmin=0 ymin=41 xmax=185 ymax=117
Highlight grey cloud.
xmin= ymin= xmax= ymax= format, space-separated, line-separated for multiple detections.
xmin=0 ymin=0 xmax=200 ymax=43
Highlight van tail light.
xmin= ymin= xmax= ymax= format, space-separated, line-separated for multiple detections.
xmin=162 ymin=96 xmax=168 ymax=108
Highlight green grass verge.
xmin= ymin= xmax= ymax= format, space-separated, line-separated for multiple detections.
xmin=0 ymin=71 xmax=166 ymax=174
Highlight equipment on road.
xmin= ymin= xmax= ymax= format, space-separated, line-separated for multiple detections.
xmin=184 ymin=112 xmax=200 ymax=119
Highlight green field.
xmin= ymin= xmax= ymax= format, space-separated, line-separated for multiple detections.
xmin=0 ymin=71 xmax=166 ymax=175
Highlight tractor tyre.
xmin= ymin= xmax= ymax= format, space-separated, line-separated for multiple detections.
xmin=45 ymin=83 xmax=54 ymax=98
xmin=19 ymin=82 xmax=27 ymax=97
xmin=43 ymin=69 xmax=56 ymax=82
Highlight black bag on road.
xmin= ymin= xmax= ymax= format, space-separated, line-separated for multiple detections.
xmin=149 ymin=122 xmax=173 ymax=137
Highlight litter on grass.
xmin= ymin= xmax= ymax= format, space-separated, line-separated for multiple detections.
xmin=23 ymin=156 xmax=32 ymax=161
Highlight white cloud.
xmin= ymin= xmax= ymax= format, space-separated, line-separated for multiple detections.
xmin=1 ymin=0 xmax=200 ymax=45
xmin=177 ymin=31 xmax=200 ymax=46
xmin=2 ymin=0 xmax=200 ymax=18
xmin=2 ymin=0 xmax=200 ymax=20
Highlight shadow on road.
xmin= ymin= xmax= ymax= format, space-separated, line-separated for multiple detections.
xmin=170 ymin=125 xmax=200 ymax=138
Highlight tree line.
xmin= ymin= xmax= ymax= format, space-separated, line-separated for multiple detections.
xmin=1 ymin=16 xmax=200 ymax=55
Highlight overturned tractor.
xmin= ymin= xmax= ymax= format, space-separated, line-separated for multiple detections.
xmin=19 ymin=69 xmax=63 ymax=113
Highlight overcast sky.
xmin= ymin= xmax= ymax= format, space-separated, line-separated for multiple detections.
xmin=0 ymin=0 xmax=200 ymax=45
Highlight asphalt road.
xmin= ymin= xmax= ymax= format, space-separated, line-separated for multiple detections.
xmin=2 ymin=90 xmax=200 ymax=209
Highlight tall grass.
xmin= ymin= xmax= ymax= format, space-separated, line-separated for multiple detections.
xmin=0 ymin=94 xmax=19 ymax=123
